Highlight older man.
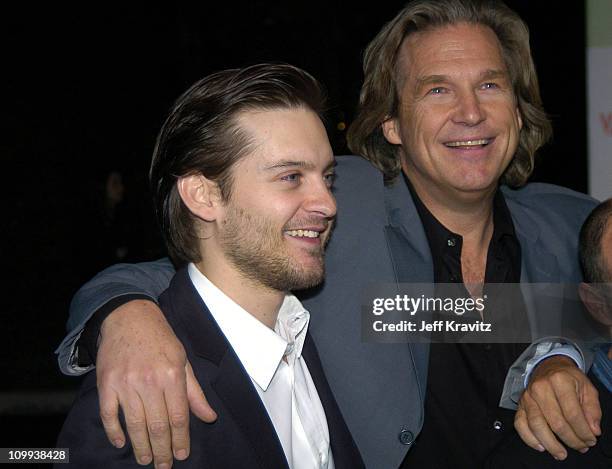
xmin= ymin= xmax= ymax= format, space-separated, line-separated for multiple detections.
xmin=56 ymin=1 xmax=600 ymax=467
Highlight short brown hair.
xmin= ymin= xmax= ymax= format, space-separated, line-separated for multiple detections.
xmin=150 ymin=63 xmax=326 ymax=265
xmin=347 ymin=0 xmax=552 ymax=185
xmin=580 ymin=199 xmax=612 ymax=284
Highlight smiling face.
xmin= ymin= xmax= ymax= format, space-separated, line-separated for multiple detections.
xmin=383 ymin=23 xmax=523 ymax=203
xmin=216 ymin=107 xmax=336 ymax=292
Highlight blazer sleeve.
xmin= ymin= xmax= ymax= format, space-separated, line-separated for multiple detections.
xmin=499 ymin=337 xmax=593 ymax=410
xmin=55 ymin=258 xmax=176 ymax=376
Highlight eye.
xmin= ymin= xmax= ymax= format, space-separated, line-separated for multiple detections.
xmin=427 ymin=87 xmax=447 ymax=95
xmin=281 ymin=173 xmax=300 ymax=183
xmin=481 ymin=82 xmax=499 ymax=90
xmin=324 ymin=172 xmax=336 ymax=188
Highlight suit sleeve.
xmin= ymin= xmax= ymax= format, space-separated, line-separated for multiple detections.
xmin=499 ymin=338 xmax=594 ymax=410
xmin=55 ymin=258 xmax=176 ymax=376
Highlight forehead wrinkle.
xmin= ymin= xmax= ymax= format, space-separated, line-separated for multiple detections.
xmin=398 ymin=23 xmax=507 ymax=81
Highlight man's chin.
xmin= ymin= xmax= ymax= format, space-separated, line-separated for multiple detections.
xmin=288 ymin=264 xmax=325 ymax=291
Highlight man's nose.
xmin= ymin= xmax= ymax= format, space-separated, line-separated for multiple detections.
xmin=452 ymin=90 xmax=486 ymax=126
xmin=304 ymin=179 xmax=337 ymax=219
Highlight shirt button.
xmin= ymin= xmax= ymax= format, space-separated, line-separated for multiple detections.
xmin=447 ymin=238 xmax=456 ymax=247
xmin=398 ymin=429 xmax=414 ymax=445
xmin=493 ymin=420 xmax=503 ymax=430
xmin=484 ymin=344 xmax=492 ymax=351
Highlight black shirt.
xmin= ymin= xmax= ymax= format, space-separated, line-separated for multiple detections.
xmin=401 ymin=180 xmax=529 ymax=469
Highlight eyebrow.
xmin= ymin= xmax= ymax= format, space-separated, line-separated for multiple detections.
xmin=479 ymin=69 xmax=508 ymax=81
xmin=261 ymin=159 xmax=336 ymax=172
xmin=415 ymin=74 xmax=449 ymax=91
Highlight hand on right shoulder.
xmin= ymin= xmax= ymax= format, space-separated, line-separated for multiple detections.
xmin=96 ymin=300 xmax=216 ymax=467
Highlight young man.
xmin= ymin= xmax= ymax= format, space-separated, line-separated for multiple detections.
xmin=57 ymin=1 xmax=601 ymax=467
xmin=56 ymin=63 xmax=363 ymax=469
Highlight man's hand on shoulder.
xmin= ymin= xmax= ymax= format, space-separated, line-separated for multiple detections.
xmin=514 ymin=355 xmax=601 ymax=461
xmin=96 ymin=299 xmax=217 ymax=467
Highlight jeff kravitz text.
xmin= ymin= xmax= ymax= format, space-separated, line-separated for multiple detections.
xmin=372 ymin=319 xmax=492 ymax=332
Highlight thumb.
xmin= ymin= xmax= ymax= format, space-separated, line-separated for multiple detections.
xmin=186 ymin=361 xmax=218 ymax=423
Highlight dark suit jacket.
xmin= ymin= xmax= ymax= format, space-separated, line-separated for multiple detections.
xmin=56 ymin=268 xmax=363 ymax=468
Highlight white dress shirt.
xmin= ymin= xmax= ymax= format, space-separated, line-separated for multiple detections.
xmin=188 ymin=264 xmax=334 ymax=469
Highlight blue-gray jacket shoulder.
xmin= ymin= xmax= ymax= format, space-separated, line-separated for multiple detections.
xmin=502 ymin=182 xmax=597 ymax=216
xmin=502 ymin=182 xmax=598 ymax=245
xmin=332 ymin=155 xmax=386 ymax=219
xmin=334 ymin=155 xmax=385 ymax=198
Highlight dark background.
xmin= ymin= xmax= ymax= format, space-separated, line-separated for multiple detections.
xmin=2 ymin=0 xmax=587 ymax=453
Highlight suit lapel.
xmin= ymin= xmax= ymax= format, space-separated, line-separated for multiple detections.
xmin=210 ymin=353 xmax=289 ymax=469
xmin=166 ymin=269 xmax=289 ymax=469
xmin=382 ymin=177 xmax=434 ymax=409
xmin=383 ymin=177 xmax=434 ymax=283
xmin=503 ymin=191 xmax=564 ymax=337
xmin=301 ymin=334 xmax=364 ymax=468
xmin=516 ymin=230 xmax=560 ymax=284
xmin=502 ymin=188 xmax=560 ymax=284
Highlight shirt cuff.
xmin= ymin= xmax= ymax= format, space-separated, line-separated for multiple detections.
xmin=76 ymin=293 xmax=155 ymax=367
xmin=523 ymin=344 xmax=585 ymax=387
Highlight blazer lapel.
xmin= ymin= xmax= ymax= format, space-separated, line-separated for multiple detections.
xmin=167 ymin=269 xmax=289 ymax=469
xmin=210 ymin=354 xmax=289 ymax=469
xmin=502 ymin=188 xmax=560 ymax=284
xmin=301 ymin=333 xmax=364 ymax=468
xmin=383 ymin=177 xmax=434 ymax=284
xmin=383 ymin=177 xmax=433 ymax=395
xmin=504 ymin=193 xmax=564 ymax=338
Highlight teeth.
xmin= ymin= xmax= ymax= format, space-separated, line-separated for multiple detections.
xmin=285 ymin=230 xmax=320 ymax=238
xmin=446 ymin=139 xmax=489 ymax=147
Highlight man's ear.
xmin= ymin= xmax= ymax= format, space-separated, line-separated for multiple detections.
xmin=177 ymin=174 xmax=221 ymax=222
xmin=579 ymin=282 xmax=612 ymax=326
xmin=516 ymin=106 xmax=523 ymax=131
xmin=381 ymin=117 xmax=403 ymax=145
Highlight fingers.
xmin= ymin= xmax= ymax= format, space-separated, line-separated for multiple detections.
xmin=163 ymin=367 xmax=191 ymax=461
xmin=521 ymin=355 xmax=606 ymax=460
xmin=100 ymin=368 xmax=189 ymax=468
xmin=186 ymin=362 xmax=217 ymax=423
xmin=580 ymin=381 xmax=602 ymax=436
xmin=549 ymin=375 xmax=597 ymax=447
xmin=95 ymin=301 xmax=194 ymax=467
xmin=519 ymin=391 xmax=568 ymax=460
xmin=140 ymin=384 xmax=172 ymax=469
xmin=514 ymin=401 xmax=545 ymax=453
xmin=121 ymin=391 xmax=154 ymax=466
xmin=99 ymin=386 xmax=126 ymax=449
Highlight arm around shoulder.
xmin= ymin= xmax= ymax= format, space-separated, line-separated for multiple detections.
xmin=56 ymin=258 xmax=175 ymax=376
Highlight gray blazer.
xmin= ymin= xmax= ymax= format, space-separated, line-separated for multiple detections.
xmin=57 ymin=155 xmax=597 ymax=468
